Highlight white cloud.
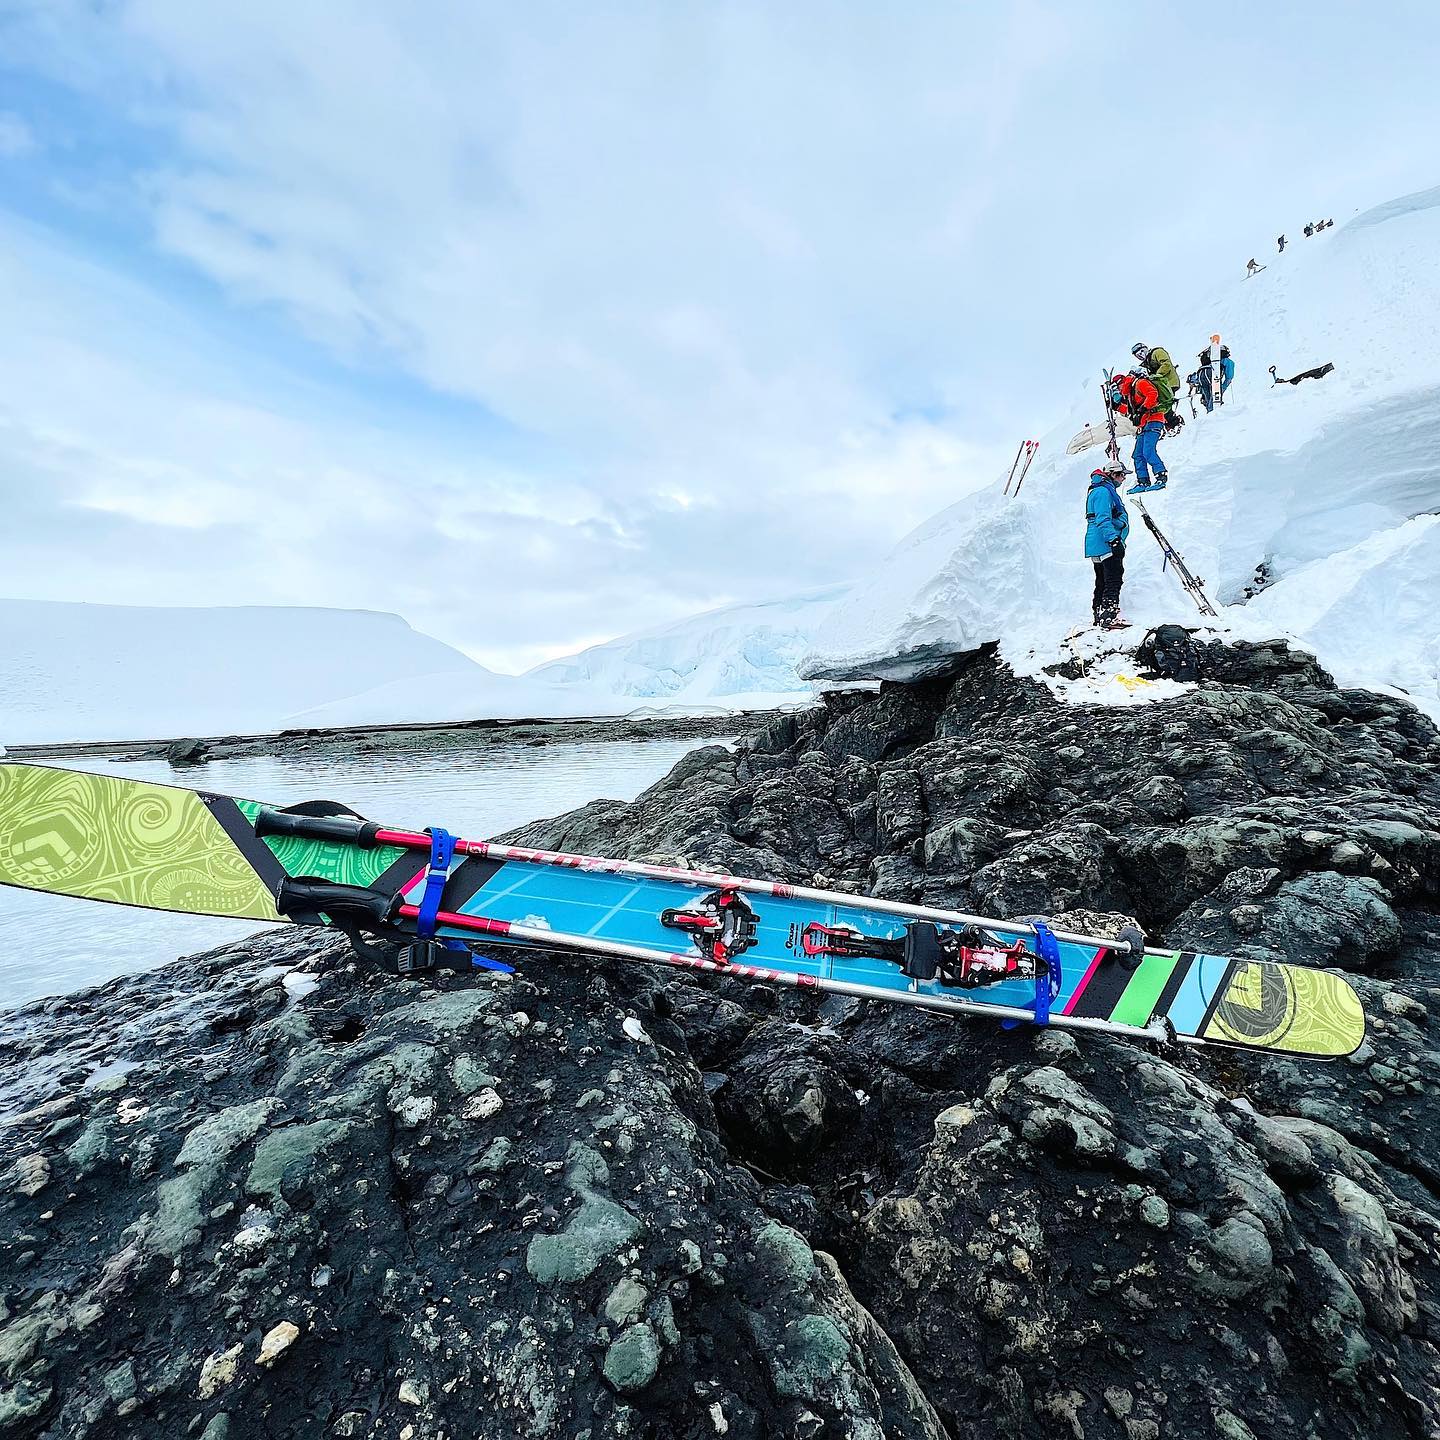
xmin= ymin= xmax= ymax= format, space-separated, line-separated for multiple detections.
xmin=0 ymin=113 xmax=35 ymax=157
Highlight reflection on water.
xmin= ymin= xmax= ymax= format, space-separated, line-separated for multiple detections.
xmin=0 ymin=735 xmax=722 ymax=1011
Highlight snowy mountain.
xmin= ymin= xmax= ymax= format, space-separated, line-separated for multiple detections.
xmin=803 ymin=185 xmax=1440 ymax=716
xmin=529 ymin=585 xmax=849 ymax=708
xmin=0 ymin=601 xmax=605 ymax=744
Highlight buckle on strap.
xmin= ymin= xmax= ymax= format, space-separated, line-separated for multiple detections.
xmin=415 ymin=827 xmax=458 ymax=940
xmin=1002 ymin=920 xmax=1064 ymax=1029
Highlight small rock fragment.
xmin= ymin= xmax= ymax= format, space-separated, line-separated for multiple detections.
xmin=603 ymin=1323 xmax=661 ymax=1393
xmin=197 ymin=1343 xmax=245 ymax=1399
xmin=256 ymin=1320 xmax=300 ymax=1367
xmin=462 ymin=1088 xmax=504 ymax=1121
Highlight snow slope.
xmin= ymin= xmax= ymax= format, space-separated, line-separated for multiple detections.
xmin=803 ymin=185 xmax=1440 ymax=715
xmin=529 ymin=585 xmax=849 ymax=708
xmin=0 ymin=601 xmax=605 ymax=744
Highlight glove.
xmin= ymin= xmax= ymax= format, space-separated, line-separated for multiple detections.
xmin=1110 ymin=541 xmax=1126 ymax=558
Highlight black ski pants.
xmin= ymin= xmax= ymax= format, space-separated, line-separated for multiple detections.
xmin=1092 ymin=549 xmax=1125 ymax=618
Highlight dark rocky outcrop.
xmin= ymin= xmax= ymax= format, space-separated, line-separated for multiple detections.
xmin=3 ymin=637 xmax=1439 ymax=1438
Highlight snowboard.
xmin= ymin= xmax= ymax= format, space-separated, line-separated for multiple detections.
xmin=1066 ymin=414 xmax=1134 ymax=455
xmin=0 ymin=763 xmax=1366 ymax=1059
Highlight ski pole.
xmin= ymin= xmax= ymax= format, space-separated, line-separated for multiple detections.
xmin=1004 ymin=440 xmax=1027 ymax=496
xmin=256 ymin=810 xmax=1151 ymax=960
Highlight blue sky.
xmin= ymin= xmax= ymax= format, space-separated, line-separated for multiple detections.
xmin=2 ymin=1 xmax=1438 ymax=670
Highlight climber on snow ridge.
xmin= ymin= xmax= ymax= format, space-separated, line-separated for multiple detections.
xmin=1110 ymin=372 xmax=1169 ymax=492
xmin=1085 ymin=460 xmax=1130 ymax=628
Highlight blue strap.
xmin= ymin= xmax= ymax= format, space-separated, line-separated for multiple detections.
xmin=1002 ymin=921 xmax=1064 ymax=1030
xmin=415 ymin=827 xmax=457 ymax=939
xmin=414 ymin=825 xmax=517 ymax=974
xmin=1031 ymin=921 xmax=1062 ymax=1026
xmin=452 ymin=942 xmax=514 ymax=975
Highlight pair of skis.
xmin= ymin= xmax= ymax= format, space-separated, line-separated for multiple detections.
xmin=0 ymin=764 xmax=1369 ymax=1057
xmin=1208 ymin=334 xmax=1225 ymax=410
xmin=1101 ymin=368 xmax=1122 ymax=463
xmin=1005 ymin=439 xmax=1039 ymax=497
xmin=1132 ymin=499 xmax=1218 ymax=617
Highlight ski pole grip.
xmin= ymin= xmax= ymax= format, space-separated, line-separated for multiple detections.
xmin=276 ymin=877 xmax=394 ymax=927
xmin=255 ymin=808 xmax=384 ymax=848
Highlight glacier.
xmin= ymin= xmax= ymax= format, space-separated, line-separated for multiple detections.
xmin=528 ymin=585 xmax=850 ymax=709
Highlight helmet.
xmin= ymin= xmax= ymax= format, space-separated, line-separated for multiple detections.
xmin=1132 ymin=342 xmax=1150 ymax=359
xmin=1093 ymin=459 xmax=1127 ymax=479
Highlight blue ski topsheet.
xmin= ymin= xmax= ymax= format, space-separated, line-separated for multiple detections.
xmin=419 ymin=857 xmax=1234 ymax=1039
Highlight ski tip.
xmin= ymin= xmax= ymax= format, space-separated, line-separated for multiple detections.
xmin=1199 ymin=961 xmax=1367 ymax=1059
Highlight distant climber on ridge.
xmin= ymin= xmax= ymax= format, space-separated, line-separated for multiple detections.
xmin=1110 ymin=371 xmax=1169 ymax=493
xmin=1304 ymin=222 xmax=1315 ymax=238
xmin=1277 ymin=234 xmax=1287 ymax=252
xmin=1085 ymin=461 xmax=1130 ymax=629
xmin=1246 ymin=258 xmax=1263 ymax=278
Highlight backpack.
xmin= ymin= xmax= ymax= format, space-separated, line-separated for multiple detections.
xmin=1149 ymin=371 xmax=1176 ymax=410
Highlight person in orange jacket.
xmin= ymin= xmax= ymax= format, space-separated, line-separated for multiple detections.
xmin=1110 ymin=372 xmax=1168 ymax=492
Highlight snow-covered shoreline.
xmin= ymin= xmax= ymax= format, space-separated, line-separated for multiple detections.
xmin=1 ymin=704 xmax=794 ymax=764
xmin=0 ymin=599 xmax=819 ymax=747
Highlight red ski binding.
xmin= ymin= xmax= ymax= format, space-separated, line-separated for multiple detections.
xmin=801 ymin=920 xmax=1045 ymax=990
xmin=660 ymin=888 xmax=759 ymax=964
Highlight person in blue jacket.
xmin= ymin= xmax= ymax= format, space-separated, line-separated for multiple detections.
xmin=1085 ymin=460 xmax=1130 ymax=627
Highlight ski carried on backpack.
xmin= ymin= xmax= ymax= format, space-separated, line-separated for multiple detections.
xmin=1101 ymin=368 xmax=1122 ymax=464
xmin=1209 ymin=334 xmax=1225 ymax=409
xmin=1132 ymin=499 xmax=1219 ymax=617
xmin=0 ymin=763 xmax=1364 ymax=1058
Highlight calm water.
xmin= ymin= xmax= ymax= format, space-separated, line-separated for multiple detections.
xmin=0 ymin=735 xmax=724 ymax=1011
